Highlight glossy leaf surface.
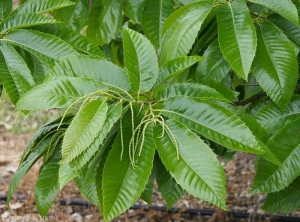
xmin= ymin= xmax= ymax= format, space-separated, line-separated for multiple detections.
xmin=263 ymin=177 xmax=300 ymax=213
xmin=155 ymin=157 xmax=184 ymax=208
xmin=217 ymin=0 xmax=257 ymax=80
xmin=160 ymin=97 xmax=264 ymax=154
xmin=251 ymin=118 xmax=300 ymax=193
xmin=123 ymin=28 xmax=158 ymax=94
xmin=160 ymin=1 xmax=213 ymax=64
xmin=252 ymin=21 xmax=298 ymax=110
xmin=102 ymin=124 xmax=155 ymax=220
xmin=255 ymin=96 xmax=300 ymax=133
xmin=154 ymin=120 xmax=226 ymax=209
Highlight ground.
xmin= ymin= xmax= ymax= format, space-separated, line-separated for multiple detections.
xmin=1 ymin=129 xmax=300 ymax=221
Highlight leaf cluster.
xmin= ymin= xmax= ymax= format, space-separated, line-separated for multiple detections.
xmin=0 ymin=0 xmax=300 ymax=219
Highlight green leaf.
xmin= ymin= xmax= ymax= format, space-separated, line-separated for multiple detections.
xmin=35 ymin=140 xmax=62 ymax=216
xmin=196 ymin=39 xmax=230 ymax=82
xmin=159 ymin=97 xmax=264 ymax=154
xmin=16 ymin=77 xmax=107 ymax=110
xmin=155 ymin=156 xmax=184 ymax=208
xmin=95 ymin=140 xmax=113 ymax=213
xmin=34 ymin=24 xmax=106 ymax=58
xmin=0 ymin=44 xmax=35 ymax=105
xmin=248 ymin=0 xmax=299 ymax=24
xmin=218 ymin=103 xmax=281 ymax=166
xmin=68 ymin=102 xmax=122 ymax=174
xmin=102 ymin=123 xmax=155 ymax=220
xmin=7 ymin=134 xmax=52 ymax=204
xmin=122 ymin=28 xmax=158 ymax=94
xmin=251 ymin=118 xmax=300 ymax=193
xmin=74 ymin=151 xmax=100 ymax=206
xmin=140 ymin=168 xmax=154 ymax=204
xmin=153 ymin=56 xmax=203 ymax=90
xmin=268 ymin=14 xmax=300 ymax=47
xmin=0 ymin=13 xmax=58 ymax=34
xmin=87 ymin=0 xmax=123 ymax=46
xmin=0 ymin=0 xmax=12 ymax=21
xmin=156 ymin=83 xmax=230 ymax=103
xmin=160 ymin=1 xmax=214 ymax=64
xmin=3 ymin=29 xmax=78 ymax=66
xmin=20 ymin=115 xmax=73 ymax=163
xmin=252 ymin=21 xmax=298 ymax=111
xmin=263 ymin=177 xmax=300 ymax=213
xmin=217 ymin=0 xmax=257 ymax=80
xmin=124 ymin=0 xmax=145 ymax=24
xmin=198 ymin=78 xmax=239 ymax=101
xmin=17 ymin=48 xmax=49 ymax=84
xmin=14 ymin=0 xmax=75 ymax=14
xmin=48 ymin=55 xmax=130 ymax=91
xmin=154 ymin=119 xmax=226 ymax=209
xmin=61 ymin=100 xmax=108 ymax=164
xmin=141 ymin=0 xmax=173 ymax=48
xmin=255 ymin=96 xmax=300 ymax=133
xmin=51 ymin=0 xmax=88 ymax=32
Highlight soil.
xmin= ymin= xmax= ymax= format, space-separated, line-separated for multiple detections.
xmin=1 ymin=132 xmax=300 ymax=222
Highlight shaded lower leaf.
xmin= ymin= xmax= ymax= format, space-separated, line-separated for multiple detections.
xmin=7 ymin=134 xmax=53 ymax=204
xmin=255 ymin=96 xmax=300 ymax=133
xmin=0 ymin=44 xmax=35 ymax=105
xmin=251 ymin=118 xmax=300 ymax=193
xmin=102 ymin=123 xmax=155 ymax=220
xmin=153 ymin=56 xmax=203 ymax=90
xmin=140 ymin=167 xmax=155 ymax=204
xmin=35 ymin=140 xmax=62 ymax=216
xmin=198 ymin=78 xmax=239 ymax=101
xmin=156 ymin=83 xmax=230 ymax=103
xmin=196 ymin=38 xmax=230 ymax=82
xmin=155 ymin=156 xmax=184 ymax=208
xmin=263 ymin=177 xmax=300 ymax=213
xmin=74 ymin=151 xmax=101 ymax=206
xmin=154 ymin=119 xmax=226 ymax=209
xmin=51 ymin=0 xmax=88 ymax=32
xmin=20 ymin=114 xmax=73 ymax=163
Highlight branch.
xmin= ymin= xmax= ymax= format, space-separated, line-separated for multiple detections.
xmin=234 ymin=92 xmax=266 ymax=106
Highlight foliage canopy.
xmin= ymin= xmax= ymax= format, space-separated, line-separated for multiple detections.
xmin=0 ymin=0 xmax=300 ymax=219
